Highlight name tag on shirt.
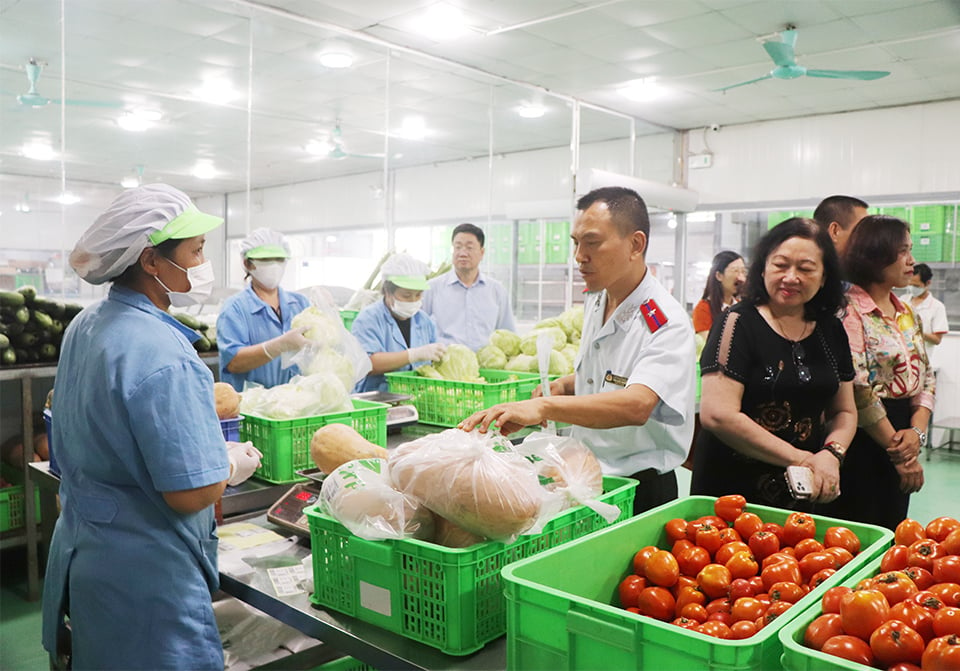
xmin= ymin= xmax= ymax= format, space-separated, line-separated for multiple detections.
xmin=604 ymin=370 xmax=628 ymax=387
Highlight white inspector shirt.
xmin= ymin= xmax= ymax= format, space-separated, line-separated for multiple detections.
xmin=572 ymin=271 xmax=696 ymax=476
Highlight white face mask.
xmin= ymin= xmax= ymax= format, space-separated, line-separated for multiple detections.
xmin=391 ymin=298 xmax=422 ymax=320
xmin=904 ymin=284 xmax=923 ymax=298
xmin=156 ymin=258 xmax=215 ymax=307
xmin=248 ymin=260 xmax=286 ymax=290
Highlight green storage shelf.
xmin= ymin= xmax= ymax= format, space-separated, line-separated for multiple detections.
xmin=501 ymin=496 xmax=893 ymax=671
xmin=0 ymin=464 xmax=41 ymax=532
xmin=385 ymin=368 xmax=542 ymax=427
xmin=910 ymin=205 xmax=946 ymax=234
xmin=911 ymin=233 xmax=944 ymax=263
xmin=240 ymin=399 xmax=388 ymax=484
xmin=306 ymin=475 xmax=637 ymax=656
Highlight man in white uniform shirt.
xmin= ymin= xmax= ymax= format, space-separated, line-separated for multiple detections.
xmin=461 ymin=187 xmax=696 ymax=514
xmin=905 ymin=263 xmax=949 ymax=368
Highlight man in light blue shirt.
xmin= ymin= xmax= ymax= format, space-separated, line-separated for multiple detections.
xmin=422 ymin=223 xmax=516 ymax=351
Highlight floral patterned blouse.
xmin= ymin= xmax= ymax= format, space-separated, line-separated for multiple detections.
xmin=842 ymin=285 xmax=936 ymax=427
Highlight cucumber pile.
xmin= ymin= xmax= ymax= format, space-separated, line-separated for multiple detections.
xmin=0 ymin=286 xmax=83 ymax=366
xmin=170 ymin=312 xmax=218 ymax=353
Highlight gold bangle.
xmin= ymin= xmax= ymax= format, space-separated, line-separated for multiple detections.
xmin=820 ymin=441 xmax=846 ymax=466
xmin=262 ymin=343 xmax=274 ymax=360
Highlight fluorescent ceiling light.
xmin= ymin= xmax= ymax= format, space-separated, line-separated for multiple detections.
xmin=396 ymin=116 xmax=426 ymax=140
xmin=686 ymin=211 xmax=717 ymax=223
xmin=319 ymin=51 xmax=353 ymax=68
xmin=192 ymin=160 xmax=216 ymax=179
xmin=194 ymin=78 xmax=238 ymax=105
xmin=15 ymin=202 xmax=31 ymax=213
xmin=518 ymin=103 xmax=546 ymax=119
xmin=417 ymin=4 xmax=470 ymax=40
xmin=21 ymin=141 xmax=56 ymax=161
xmin=56 ymin=192 xmax=80 ymax=205
xmin=117 ymin=109 xmax=162 ymax=132
xmin=120 ymin=175 xmax=141 ymax=188
xmin=305 ymin=138 xmax=333 ymax=155
xmin=619 ymin=77 xmax=666 ymax=102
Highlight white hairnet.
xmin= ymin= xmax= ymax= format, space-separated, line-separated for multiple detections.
xmin=239 ymin=228 xmax=291 ymax=259
xmin=381 ymin=253 xmax=430 ymax=291
xmin=68 ymin=184 xmax=220 ymax=285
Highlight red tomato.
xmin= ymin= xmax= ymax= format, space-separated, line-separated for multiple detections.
xmin=675 ymin=575 xmax=698 ymax=592
xmin=808 ymin=568 xmax=836 ymax=589
xmin=714 ymin=494 xmax=746 ymax=523
xmin=748 ymin=575 xmax=765 ymax=595
xmin=715 ymin=541 xmax=751 ymax=565
xmin=921 ymin=634 xmax=960 ymax=671
xmin=768 ymin=581 xmax=805 ymax=604
xmin=934 ymin=607 xmax=960 ymax=638
xmin=821 ymin=585 xmax=852 ymax=614
xmin=696 ymin=524 xmax=724 ymax=557
xmin=671 ymin=616 xmax=700 ymax=630
xmin=705 ymin=596 xmax=732 ymax=615
xmin=671 ymin=539 xmax=694 ymax=557
xmin=823 ymin=526 xmax=861 ymax=555
xmin=783 ymin=512 xmax=817 ymax=547
xmin=633 ymin=545 xmax=660 ymax=575
xmin=935 ymin=556 xmax=960 ymax=584
xmin=748 ymin=531 xmax=780 ymax=561
xmin=625 ymin=606 xmax=641 ymax=614
xmin=675 ymin=584 xmax=706 ymax=610
xmin=729 ymin=619 xmax=758 ymax=640
xmin=799 ymin=551 xmax=839 ymax=583
xmin=645 ymin=550 xmax=680 ymax=587
xmin=761 ymin=558 xmax=802 ymax=591
xmin=942 ymin=528 xmax=960 ymax=556
xmin=697 ymin=620 xmax=732 ymax=639
xmin=823 ymin=546 xmax=855 ymax=568
xmin=890 ymin=599 xmax=937 ymax=642
xmin=903 ymin=565 xmax=936 ymax=590
xmin=839 ymin=589 xmax=890 ymax=640
xmin=676 ymin=545 xmax=711 ymax=578
xmin=733 ymin=511 xmax=763 ymax=540
xmin=636 ymin=586 xmax=676 ymax=621
xmin=679 ymin=602 xmax=708 ymax=623
xmin=930 ymin=583 xmax=960 ymax=608
xmin=762 ymin=551 xmax=796 ymax=571
xmin=730 ymin=596 xmax=766 ymax=622
xmin=908 ymin=538 xmax=945 ymax=571
xmin=869 ymin=619 xmax=925 ymax=667
xmin=926 ymin=517 xmax=960 ymax=543
xmin=804 ymin=613 xmax=845 ymax=650
xmin=761 ymin=522 xmax=784 ymax=542
xmin=697 ymin=564 xmax=733 ymax=600
xmin=664 ymin=517 xmax=689 ymax=544
xmin=871 ymin=570 xmax=920 ymax=605
xmin=696 ymin=515 xmax=729 ymax=530
xmin=896 ymin=518 xmax=927 ymax=547
xmin=821 ymin=634 xmax=876 ymax=666
xmin=726 ymin=551 xmax=759 ymax=580
xmin=887 ymin=664 xmax=923 ymax=671
xmin=912 ymin=589 xmax=947 ymax=614
xmin=684 ymin=520 xmax=707 ymax=544
xmin=618 ymin=574 xmax=646 ymax=608
xmin=762 ymin=600 xmax=792 ymax=627
xmin=793 ymin=537 xmax=825 ymax=559
xmin=707 ymin=610 xmax=733 ymax=625
xmin=882 ymin=544 xmax=911 ymax=572
xmin=728 ymin=577 xmax=757 ymax=601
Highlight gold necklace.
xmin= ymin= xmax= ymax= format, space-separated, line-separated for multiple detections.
xmin=771 ymin=312 xmax=809 ymax=342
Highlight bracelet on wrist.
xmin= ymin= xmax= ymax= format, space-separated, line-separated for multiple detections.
xmin=819 ymin=441 xmax=846 ymax=466
xmin=262 ymin=343 xmax=274 ymax=360
xmin=910 ymin=426 xmax=927 ymax=446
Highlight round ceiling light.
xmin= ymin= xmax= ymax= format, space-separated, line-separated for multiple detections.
xmin=319 ymin=51 xmax=353 ymax=68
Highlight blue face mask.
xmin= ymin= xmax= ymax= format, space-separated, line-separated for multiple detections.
xmin=155 ymin=257 xmax=215 ymax=307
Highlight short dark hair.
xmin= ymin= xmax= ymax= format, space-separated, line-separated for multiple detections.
xmin=701 ymin=250 xmax=744 ymax=324
xmin=843 ymin=215 xmax=911 ymax=287
xmin=112 ymin=237 xmax=181 ymax=285
xmin=743 ymin=217 xmax=845 ymax=320
xmin=452 ymin=223 xmax=484 ymax=247
xmin=914 ymin=262 xmax=933 ymax=284
xmin=576 ymin=186 xmax=650 ymax=239
xmin=813 ymin=195 xmax=869 ymax=233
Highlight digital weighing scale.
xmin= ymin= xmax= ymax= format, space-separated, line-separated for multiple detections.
xmin=266 ymin=392 xmax=417 ymax=535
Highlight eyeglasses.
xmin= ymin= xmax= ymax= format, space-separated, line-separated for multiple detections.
xmin=792 ymin=342 xmax=811 ymax=384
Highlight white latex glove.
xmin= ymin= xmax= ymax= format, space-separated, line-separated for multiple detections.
xmin=262 ymin=326 xmax=308 ymax=359
xmin=226 ymin=441 xmax=263 ymax=486
xmin=407 ymin=342 xmax=446 ymax=364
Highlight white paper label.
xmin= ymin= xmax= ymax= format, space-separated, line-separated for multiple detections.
xmin=359 ymin=581 xmax=392 ymax=617
xmin=267 ymin=565 xmax=305 ymax=597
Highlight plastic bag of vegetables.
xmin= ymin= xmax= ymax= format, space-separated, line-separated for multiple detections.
xmin=239 ymin=373 xmax=352 ymax=419
xmin=288 ymin=304 xmax=372 ymax=388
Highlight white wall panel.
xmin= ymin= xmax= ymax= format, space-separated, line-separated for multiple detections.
xmin=688 ymin=100 xmax=960 ymax=206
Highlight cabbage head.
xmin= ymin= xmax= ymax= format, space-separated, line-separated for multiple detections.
xmin=535 ymin=317 xmax=565 ymax=332
xmin=477 ymin=344 xmax=508 ymax=370
xmin=415 ymin=364 xmax=443 ymax=379
xmin=489 ymin=329 xmax=521 ymax=357
xmin=435 ymin=344 xmax=483 ymax=382
xmin=291 ymin=306 xmax=343 ymax=347
xmin=238 ymin=373 xmax=350 ymax=419
xmin=548 ymin=350 xmax=573 ymax=376
xmin=301 ymin=346 xmax=356 ymax=391
xmin=519 ymin=327 xmax=567 ymax=356
xmin=505 ymin=354 xmax=537 ymax=372
xmin=558 ymin=305 xmax=584 ymax=338
xmin=561 ymin=344 xmax=579 ymax=365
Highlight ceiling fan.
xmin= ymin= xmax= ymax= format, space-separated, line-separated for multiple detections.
xmin=716 ymin=28 xmax=891 ymax=92
xmin=3 ymin=58 xmax=122 ymax=108
xmin=319 ymin=121 xmax=385 ymax=160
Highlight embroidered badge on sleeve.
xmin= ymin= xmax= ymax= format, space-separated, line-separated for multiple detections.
xmin=640 ymin=299 xmax=668 ymax=333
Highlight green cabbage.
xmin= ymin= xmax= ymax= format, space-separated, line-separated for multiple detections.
xmin=435 ymin=344 xmax=483 ymax=382
xmin=301 ymin=346 xmax=356 ymax=391
xmin=558 ymin=305 xmax=584 ymax=337
xmin=477 ymin=344 xmax=508 ymax=370
xmin=519 ymin=327 xmax=567 ymax=356
xmin=415 ymin=364 xmax=443 ymax=379
xmin=561 ymin=344 xmax=579 ymax=365
xmin=548 ymin=350 xmax=573 ymax=376
xmin=238 ymin=373 xmax=351 ymax=419
xmin=505 ymin=354 xmax=537 ymax=372
xmin=489 ymin=329 xmax=521 ymax=357
xmin=534 ymin=317 xmax=565 ymax=332
xmin=291 ymin=306 xmax=343 ymax=347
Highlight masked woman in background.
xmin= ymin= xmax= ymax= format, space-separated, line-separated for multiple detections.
xmin=819 ymin=215 xmax=933 ymax=531
xmin=691 ymin=218 xmax=857 ymax=508
xmin=217 ymin=228 xmax=311 ymax=391
xmin=43 ymin=185 xmax=261 ymax=670
xmin=351 ymin=253 xmax=445 ymax=392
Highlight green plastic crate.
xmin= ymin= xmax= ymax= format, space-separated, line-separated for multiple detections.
xmin=779 ymin=555 xmax=886 ymax=671
xmin=911 ymin=233 xmax=944 ymax=262
xmin=240 ymin=399 xmax=388 ymax=484
xmin=309 ymin=655 xmax=374 ymax=671
xmin=306 ymin=475 xmax=637 ymax=655
xmin=385 ymin=368 xmax=542 ymax=427
xmin=501 ymin=496 xmax=893 ymax=671
xmin=339 ymin=309 xmax=358 ymax=332
xmin=0 ymin=465 xmax=41 ymax=532
xmin=910 ymin=205 xmax=947 ymax=234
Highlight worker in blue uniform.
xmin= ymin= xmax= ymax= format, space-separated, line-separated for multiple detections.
xmin=42 ymin=184 xmax=262 ymax=670
xmin=217 ymin=228 xmax=312 ymax=391
xmin=351 ymin=253 xmax=445 ymax=392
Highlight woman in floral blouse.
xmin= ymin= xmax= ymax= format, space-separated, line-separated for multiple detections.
xmin=821 ymin=215 xmax=934 ymax=530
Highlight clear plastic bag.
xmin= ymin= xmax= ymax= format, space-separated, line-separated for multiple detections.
xmin=285 ymin=304 xmax=372 ymax=387
xmin=388 ymin=428 xmax=545 ymax=542
xmin=239 ymin=373 xmax=352 ymax=420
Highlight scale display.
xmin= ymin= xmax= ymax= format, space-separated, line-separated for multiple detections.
xmin=266 ymin=482 xmax=322 ymax=535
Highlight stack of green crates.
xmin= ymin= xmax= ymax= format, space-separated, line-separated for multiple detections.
xmin=501 ymin=497 xmax=893 ymax=671
xmin=339 ymin=309 xmax=358 ymax=332
xmin=0 ymin=465 xmax=41 ymax=532
xmin=910 ymin=205 xmax=947 ymax=262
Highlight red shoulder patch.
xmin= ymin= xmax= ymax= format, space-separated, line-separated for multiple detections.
xmin=640 ymin=299 xmax=668 ymax=333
